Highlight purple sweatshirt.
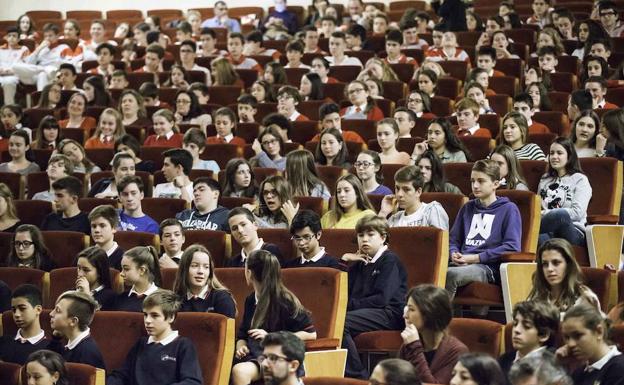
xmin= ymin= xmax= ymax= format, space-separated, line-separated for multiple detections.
xmin=450 ymin=196 xmax=522 ymax=265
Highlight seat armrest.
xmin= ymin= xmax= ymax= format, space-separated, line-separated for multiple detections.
xmin=587 ymin=215 xmax=620 ymax=225
xmin=305 ymin=338 xmax=340 ymax=351
xmin=501 ymin=252 xmax=535 ymax=263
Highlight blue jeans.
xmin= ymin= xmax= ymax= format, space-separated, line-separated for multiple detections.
xmin=445 ymin=264 xmax=491 ymax=298
xmin=539 ymin=209 xmax=586 ymax=246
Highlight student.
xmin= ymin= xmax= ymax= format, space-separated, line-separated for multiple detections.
xmin=212 ymin=56 xmax=246 ymax=86
xmin=107 ymin=290 xmax=203 ymax=385
xmin=173 ymin=244 xmax=236 ymax=316
xmin=301 ymin=26 xmax=325 ymax=54
xmin=7 ymin=225 xmax=54 ymax=271
xmin=134 ymin=43 xmax=164 ymax=75
xmin=393 ymin=108 xmax=417 ymax=139
xmin=513 ymin=93 xmax=550 ymax=134
xmin=536 ymin=46 xmax=558 ymax=74
xmin=490 ymin=145 xmax=529 ymax=191
xmin=140 ymin=82 xmax=168 ymax=108
xmin=567 ymin=89 xmax=594 ymax=122
xmin=74 ymin=246 xmax=116 ymax=311
xmin=227 ymin=207 xmax=283 ymax=267
xmin=355 ymin=150 xmax=393 ymax=195
xmin=526 ymin=0 xmax=551 ymax=27
xmin=425 ymin=31 xmax=470 ymax=63
xmin=178 ymin=40 xmax=211 ymax=84
xmin=369 ymin=359 xmax=421 ymax=385
xmin=153 ymin=148 xmax=194 ymax=203
xmin=321 ymin=174 xmax=376 ymax=229
xmin=311 ymin=103 xmax=365 ymax=144
xmin=379 ymin=165 xmax=449 ymax=230
xmin=477 ymin=46 xmax=505 ymax=77
xmin=84 ymin=108 xmax=125 ymax=149
xmin=143 ymin=109 xmax=184 ymax=148
xmin=224 ymin=32 xmax=262 ymax=72
xmin=277 ymin=85 xmax=309 ymax=122
xmin=250 ymin=126 xmax=286 ymax=171
xmin=325 ymin=31 xmax=363 ymax=67
xmin=446 ymin=160 xmax=522 ymax=300
xmin=311 ymin=57 xmax=338 ymax=84
xmin=201 ymin=2 xmax=241 ymax=32
xmin=24 ymin=350 xmax=69 ymax=385
xmin=497 ymin=111 xmax=547 ymax=161
xmin=49 ymin=290 xmax=105 ymax=369
xmin=231 ymin=250 xmax=316 ymax=385
xmin=117 ymin=175 xmax=159 ymax=234
xmin=376 ymin=118 xmax=412 ymax=165
xmin=41 ymin=176 xmax=91 ymax=234
xmin=0 ymin=130 xmax=40 ymax=176
xmin=0 ymin=182 xmax=21 ymax=232
xmin=589 ymin=38 xmax=612 ymax=62
xmin=255 ymin=175 xmax=299 ymax=229
xmin=174 ymin=89 xmax=212 ymax=132
xmin=59 ymin=93 xmax=97 ymax=134
xmin=182 ymin=128 xmax=219 ymax=173
xmin=454 ymin=98 xmax=492 ymax=138
xmin=285 ymin=41 xmax=309 ymax=69
xmin=88 ymin=152 xmax=136 ymax=199
xmin=89 ymin=204 xmax=124 ymax=270
xmin=31 ymin=154 xmax=71 ymax=202
xmin=399 ymin=284 xmax=468 ymax=384
xmin=321 ymin=16 xmax=338 ymax=41
xmin=538 ymin=137 xmax=591 ymax=246
xmin=0 ymin=284 xmax=50 ymax=364
xmin=263 ymin=62 xmax=287 ymax=85
xmin=415 ymin=150 xmax=463 ymax=194
xmin=114 ymin=246 xmax=162 ymax=312
xmin=559 ymin=303 xmax=624 ymax=385
xmin=340 ymin=80 xmax=384 ymax=121
xmin=572 ymin=110 xmax=601 ymax=158
xmin=285 ymin=210 xmax=344 ymax=269
xmin=406 ymin=90 xmax=436 ymax=119
xmin=222 ymin=158 xmax=258 ymax=198
xmin=584 ymin=76 xmax=619 ymax=110
xmin=175 ymin=177 xmax=229 ymax=231
xmin=285 ymin=150 xmax=331 ymax=200
xmin=262 ymin=112 xmax=293 ymax=144
xmin=498 ymin=301 xmax=559 ymax=377
xmin=597 ymin=0 xmax=624 ymax=37
xmin=340 ymin=215 xmax=407 ymax=378
xmin=206 ymin=107 xmax=246 ymax=146
xmin=109 ymin=70 xmax=129 ymax=89
xmin=31 ymin=115 xmax=62 ymax=150
xmin=412 ymin=118 xmax=468 ymax=164
xmin=0 ymin=27 xmax=28 ymax=105
xmin=384 ymin=29 xmax=417 ymax=65
xmin=158 ymin=218 xmax=186 ymax=268
xmin=237 ymin=94 xmax=258 ymax=123
xmin=315 ymin=128 xmax=351 ymax=169
xmin=83 ymin=76 xmax=113 ymax=107
xmin=449 ymin=353 xmax=506 ymax=385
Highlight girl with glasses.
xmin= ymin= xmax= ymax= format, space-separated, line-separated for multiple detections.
xmin=7 ymin=224 xmax=54 ymax=271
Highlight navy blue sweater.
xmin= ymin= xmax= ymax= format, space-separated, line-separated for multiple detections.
xmin=572 ymin=354 xmax=624 ymax=385
xmin=109 ymin=246 xmax=125 ymax=271
xmin=283 ymin=252 xmax=346 ymax=271
xmin=226 ymin=243 xmax=283 ymax=267
xmin=113 ymin=291 xmax=148 ymax=312
xmin=106 ymin=335 xmax=202 ymax=385
xmin=347 ymin=249 xmax=408 ymax=317
xmin=94 ymin=287 xmax=117 ymax=311
xmin=0 ymin=334 xmax=51 ymax=364
xmin=180 ymin=289 xmax=236 ymax=318
xmin=49 ymin=335 xmax=106 ymax=370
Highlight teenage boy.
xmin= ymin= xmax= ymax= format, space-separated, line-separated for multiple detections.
xmin=153 ymin=148 xmax=193 ymax=203
xmin=226 ymin=207 xmax=283 ymax=267
xmin=88 ymin=152 xmax=136 ymax=199
xmin=134 ymin=43 xmax=164 ymax=74
xmin=159 ymin=218 xmax=186 ymax=268
xmin=393 ymin=107 xmax=417 ymax=138
xmin=117 ymin=175 xmax=159 ymax=234
xmin=584 ymin=76 xmax=619 ymax=110
xmin=244 ymin=31 xmax=281 ymax=60
xmin=326 ymin=31 xmax=363 ymax=67
xmin=345 ymin=24 xmax=365 ymax=51
xmin=589 ymin=38 xmax=612 ymax=61
xmin=567 ymin=89 xmax=594 ymax=122
xmin=198 ymin=28 xmax=226 ymax=57
xmin=41 ymin=176 xmax=91 ymax=234
xmin=175 ymin=21 xmax=193 ymax=43
xmin=260 ymin=332 xmax=306 ymax=385
xmin=33 ymin=154 xmax=72 ymax=202
xmin=383 ymin=30 xmax=417 ymax=65
xmin=183 ymin=128 xmax=220 ymax=172
xmin=0 ymin=27 xmax=29 ymax=105
xmin=56 ymin=63 xmax=80 ymax=91
xmin=0 ymin=284 xmax=50 ymax=364
xmin=425 ymin=31 xmax=470 ymax=63
xmin=400 ymin=19 xmax=428 ymax=50
xmin=277 ymin=86 xmax=310 ymax=121
xmin=372 ymin=13 xmax=389 ymax=36
xmin=49 ymin=290 xmax=106 ymax=369
xmin=109 ymin=70 xmax=129 ymax=89
xmin=178 ymin=40 xmax=211 ymax=85
xmin=201 ymin=1 xmax=242 ymax=32
xmin=477 ymin=46 xmax=505 ymax=77
xmin=340 ymin=215 xmax=408 ymax=378
xmin=598 ymin=0 xmax=624 ymax=37
xmin=446 ymin=160 xmax=522 ymax=300
xmin=536 ymin=46 xmax=558 ymax=74
xmin=82 ymin=20 xmax=117 ymax=60
xmin=284 ymin=41 xmax=310 ymax=69
xmin=513 ymin=93 xmax=550 ymax=134
xmin=139 ymin=82 xmax=168 ymax=108
xmin=311 ymin=103 xmax=365 ymax=143
xmin=106 ymin=290 xmax=203 ymax=385
xmin=285 ymin=210 xmax=344 ymax=269
xmin=302 ymin=26 xmax=326 ymax=54
xmin=262 ymin=113 xmax=293 ymax=143
xmin=455 ymin=98 xmax=492 ymax=138
xmin=225 ymin=32 xmax=262 ymax=73
xmin=237 ymin=94 xmax=258 ymax=123
xmin=176 ymin=177 xmax=230 ymax=231
xmin=87 ymin=43 xmax=116 ymax=78
xmin=426 ymin=25 xmax=445 ymax=54
xmin=498 ymin=301 xmax=560 ymax=377
xmin=89 ymin=204 xmax=124 ymax=270
xmin=378 ymin=165 xmax=449 ymax=230
xmin=526 ymin=0 xmax=551 ymax=28
xmin=189 ymin=82 xmax=210 ymax=104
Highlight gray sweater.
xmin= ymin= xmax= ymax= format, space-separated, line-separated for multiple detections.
xmin=538 ymin=172 xmax=592 ymax=230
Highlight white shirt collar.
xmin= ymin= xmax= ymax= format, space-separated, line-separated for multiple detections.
xmin=241 ymin=239 xmax=264 ymax=263
xmin=589 ymin=346 xmax=621 ymax=371
xmin=99 ymin=134 xmax=113 ymax=143
xmin=288 ymin=111 xmax=301 ymax=121
xmin=597 ymin=99 xmax=606 ymax=108
xmin=159 ymin=130 xmax=174 ymax=140
xmin=128 ymin=282 xmax=159 ymax=297
xmin=468 ymin=124 xmax=480 ymax=135
xmin=221 ymin=133 xmax=234 ymax=143
xmin=147 ymin=330 xmax=179 ymax=345
xmin=105 ymin=242 xmax=119 ymax=257
xmin=168 ymin=251 xmax=183 ymax=262
xmin=66 ymin=327 xmax=90 ymax=350
xmin=369 ymin=245 xmax=388 ymax=264
xmin=415 ymin=111 xmax=423 ymax=118
xmin=300 ymin=247 xmax=326 ymax=264
xmin=187 ymin=285 xmax=209 ymax=300
xmin=514 ymin=345 xmax=546 ymax=362
xmin=92 ymin=285 xmax=104 ymax=294
xmin=15 ymin=329 xmax=45 ymax=344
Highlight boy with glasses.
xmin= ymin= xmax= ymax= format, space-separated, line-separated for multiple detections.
xmin=285 ymin=210 xmax=344 ymax=269
xmin=277 ymin=86 xmax=309 ymax=122
xmin=598 ymin=1 xmax=624 ymax=37
xmin=178 ymin=40 xmax=210 ymax=85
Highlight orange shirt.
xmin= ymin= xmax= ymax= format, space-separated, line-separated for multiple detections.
xmin=84 ymin=136 xmax=115 ymax=149
xmin=206 ymin=136 xmax=246 ymax=146
xmin=143 ymin=133 xmax=184 ymax=148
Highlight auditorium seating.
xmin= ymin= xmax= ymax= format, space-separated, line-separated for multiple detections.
xmin=183 ymin=230 xmax=231 ymax=268
xmin=47 ymin=267 xmax=124 ymax=308
xmin=42 ymin=230 xmax=90 ymax=268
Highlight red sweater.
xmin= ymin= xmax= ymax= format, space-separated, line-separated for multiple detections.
xmin=206 ymin=136 xmax=246 ymax=146
xmin=143 ymin=133 xmax=184 ymax=148
xmin=400 ymin=335 xmax=469 ymax=384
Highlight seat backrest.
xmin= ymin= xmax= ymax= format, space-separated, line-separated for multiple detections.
xmin=500 ymin=262 xmax=538 ymax=323
xmin=442 ymin=162 xmax=474 ymax=196
xmin=0 ymin=362 xmax=20 ymax=385
xmin=48 ymin=267 xmax=123 ymax=308
xmin=183 ymin=230 xmax=231 ymax=268
xmin=389 ymin=227 xmax=449 ymax=288
xmin=115 ymin=231 xmax=160 ymax=254
xmin=91 ymin=311 xmax=145 ymax=371
xmin=497 ymin=190 xmax=541 ymax=253
xmin=421 ymin=192 xmax=468 ymax=228
xmin=519 ymin=160 xmax=548 ymax=192
xmin=142 ymin=198 xmax=188 ymax=224
xmin=214 ymin=268 xmax=250 ymax=330
xmin=581 ymin=267 xmax=612 ymax=312
xmin=282 ymin=268 xmax=348 ymax=343
xmin=449 ymin=318 xmax=502 ymax=356
xmin=0 ymin=268 xmax=48 ymax=299
xmin=580 ymin=158 xmax=623 ymax=217
xmin=321 ymin=229 xmax=359 ymax=261
xmin=42 ymin=231 xmax=90 ymax=268
xmin=0 ymin=173 xmax=23 ymax=201
xmin=14 ymin=200 xmax=52 ymax=226
xmin=611 ymin=324 xmax=624 ymax=352
xmin=174 ymin=312 xmax=235 ymax=385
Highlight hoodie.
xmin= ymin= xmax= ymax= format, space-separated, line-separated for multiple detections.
xmin=175 ymin=206 xmax=230 ymax=231
xmin=450 ymin=196 xmax=522 ymax=269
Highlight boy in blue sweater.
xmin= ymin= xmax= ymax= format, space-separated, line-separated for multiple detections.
xmin=107 ymin=289 xmax=203 ymax=385
xmin=446 ymin=159 xmax=522 ymax=298
xmin=117 ymin=175 xmax=159 ymax=234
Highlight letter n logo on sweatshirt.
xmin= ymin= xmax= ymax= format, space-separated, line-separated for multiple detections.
xmin=465 ymin=213 xmax=495 ymax=246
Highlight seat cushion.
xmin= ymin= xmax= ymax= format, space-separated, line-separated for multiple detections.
xmin=353 ymin=330 xmax=402 ymax=352
xmin=454 ymin=282 xmax=502 ymax=306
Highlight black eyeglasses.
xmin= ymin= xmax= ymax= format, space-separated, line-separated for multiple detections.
xmin=258 ymin=353 xmax=292 ymax=364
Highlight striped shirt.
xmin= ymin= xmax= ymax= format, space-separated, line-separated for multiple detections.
xmin=514 ymin=143 xmax=546 ymax=161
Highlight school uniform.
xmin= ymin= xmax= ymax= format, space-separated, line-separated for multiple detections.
xmin=226 ymin=240 xmax=284 ymax=267
xmin=143 ymin=131 xmax=184 ymax=148
xmin=571 ymin=346 xmax=624 ymax=385
xmin=85 ymin=135 xmax=116 ymax=149
xmin=283 ymin=247 xmax=346 ymax=270
xmin=92 ymin=285 xmax=116 ymax=311
xmin=41 ymin=211 xmax=91 ymax=234
xmin=498 ymin=346 xmax=549 ymax=379
xmin=456 ymin=124 xmax=492 ymax=138
xmin=528 ymin=119 xmax=550 ymax=135
xmin=0 ymin=329 xmax=50 ymax=365
xmin=106 ymin=331 xmax=203 ymax=385
xmin=224 ymin=54 xmax=263 ymax=73
xmin=342 ymin=246 xmax=408 ymax=378
xmin=180 ymin=285 xmax=236 ymax=318
xmin=340 ymin=104 xmax=385 ymax=121
xmin=50 ymin=328 xmax=106 ymax=369
xmin=105 ymin=242 xmax=125 ymax=271
xmin=113 ymin=283 xmax=159 ymax=312
xmin=205 ymin=134 xmax=246 ymax=146
xmin=596 ymin=99 xmax=619 ymax=110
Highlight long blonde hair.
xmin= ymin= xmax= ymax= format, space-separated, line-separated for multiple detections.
xmin=0 ymin=183 xmax=18 ymax=220
xmin=90 ymin=108 xmax=126 ymax=140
